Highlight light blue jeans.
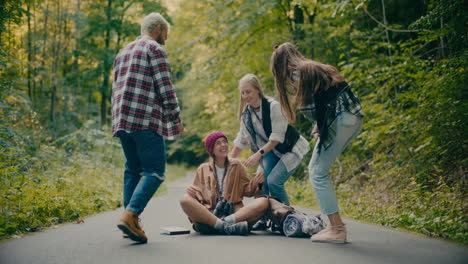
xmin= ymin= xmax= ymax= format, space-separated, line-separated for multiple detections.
xmin=309 ymin=112 xmax=363 ymax=215
xmin=259 ymin=151 xmax=294 ymax=205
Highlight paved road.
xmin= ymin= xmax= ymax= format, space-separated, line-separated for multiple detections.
xmin=1 ymin=172 xmax=467 ymax=264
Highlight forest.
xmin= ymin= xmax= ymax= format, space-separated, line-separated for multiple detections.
xmin=0 ymin=0 xmax=466 ymax=243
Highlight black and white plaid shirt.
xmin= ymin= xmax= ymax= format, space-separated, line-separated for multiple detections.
xmin=299 ymin=84 xmax=364 ymax=149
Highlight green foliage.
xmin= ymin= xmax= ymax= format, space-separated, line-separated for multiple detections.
xmin=166 ymin=0 xmax=293 ymax=165
xmin=0 ymin=117 xmax=188 ymax=239
xmin=288 ymin=172 xmax=467 ymax=244
xmin=0 ymin=0 xmax=25 ymax=36
xmin=0 ymin=0 xmax=190 ymax=241
xmin=168 ymin=0 xmax=467 ymax=243
xmin=2 ymin=0 xmax=466 ymax=244
xmin=166 ymin=133 xmax=208 ymax=166
xmin=0 ymin=118 xmax=124 ymax=239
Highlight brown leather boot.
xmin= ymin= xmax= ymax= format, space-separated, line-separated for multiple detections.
xmin=123 ymin=216 xmax=145 ymax=239
xmin=117 ymin=211 xmax=148 ymax=243
xmin=310 ymin=224 xmax=347 ymax=243
xmin=133 ymin=215 xmax=145 ymax=233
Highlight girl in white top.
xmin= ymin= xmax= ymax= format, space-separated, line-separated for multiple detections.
xmin=231 ymin=73 xmax=310 ymax=229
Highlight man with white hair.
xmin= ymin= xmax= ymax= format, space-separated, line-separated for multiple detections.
xmin=112 ymin=12 xmax=184 ymax=243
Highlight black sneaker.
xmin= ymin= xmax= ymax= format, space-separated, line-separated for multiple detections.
xmin=251 ymin=220 xmax=268 ymax=231
xmin=223 ymin=221 xmax=249 ymax=236
xmin=192 ymin=222 xmax=217 ymax=235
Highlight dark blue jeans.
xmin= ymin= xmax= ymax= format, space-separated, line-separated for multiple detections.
xmin=118 ymin=130 xmax=166 ymax=215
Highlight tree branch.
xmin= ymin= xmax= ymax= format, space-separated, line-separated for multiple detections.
xmin=278 ymin=0 xmax=293 ymax=34
xmin=363 ymin=8 xmax=422 ymax=33
xmin=410 ymin=40 xmax=434 ymax=57
xmin=419 ymin=47 xmax=443 ymax=57
xmin=367 ymin=29 xmax=387 ymax=42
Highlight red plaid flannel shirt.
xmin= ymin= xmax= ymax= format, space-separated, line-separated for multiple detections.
xmin=112 ymin=35 xmax=181 ymax=140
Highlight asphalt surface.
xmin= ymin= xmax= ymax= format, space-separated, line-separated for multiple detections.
xmin=1 ymin=172 xmax=467 ymax=264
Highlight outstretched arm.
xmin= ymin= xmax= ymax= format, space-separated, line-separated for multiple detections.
xmin=241 ymin=168 xmax=264 ymax=197
xmin=244 ymin=140 xmax=279 ymax=168
xmin=231 ymin=146 xmax=243 ymax=158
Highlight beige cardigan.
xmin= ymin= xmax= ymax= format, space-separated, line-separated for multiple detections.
xmin=192 ymin=158 xmax=262 ymax=212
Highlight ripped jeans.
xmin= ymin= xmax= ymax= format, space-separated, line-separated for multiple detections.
xmin=118 ymin=130 xmax=166 ymax=215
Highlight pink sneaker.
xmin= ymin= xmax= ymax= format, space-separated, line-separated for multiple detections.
xmin=311 ymin=224 xmax=347 ymax=243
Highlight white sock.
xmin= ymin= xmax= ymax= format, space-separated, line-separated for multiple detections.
xmin=224 ymin=214 xmax=236 ymax=224
xmin=214 ymin=219 xmax=225 ymax=232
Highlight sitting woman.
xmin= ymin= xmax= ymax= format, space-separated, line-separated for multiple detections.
xmin=179 ymin=131 xmax=269 ymax=235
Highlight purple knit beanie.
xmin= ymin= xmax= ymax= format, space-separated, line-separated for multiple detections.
xmin=204 ymin=131 xmax=227 ymax=155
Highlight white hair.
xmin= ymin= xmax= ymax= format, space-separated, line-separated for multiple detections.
xmin=141 ymin=12 xmax=170 ymax=34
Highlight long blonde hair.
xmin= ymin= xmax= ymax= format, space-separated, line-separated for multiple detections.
xmin=237 ymin=73 xmax=266 ymax=120
xmin=270 ymin=42 xmax=344 ymax=122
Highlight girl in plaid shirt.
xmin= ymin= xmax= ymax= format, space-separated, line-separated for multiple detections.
xmin=271 ymin=42 xmax=364 ymax=244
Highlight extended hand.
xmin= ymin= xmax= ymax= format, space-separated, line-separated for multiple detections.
xmin=252 ymin=172 xmax=264 ymax=186
xmin=244 ymin=152 xmax=262 ymax=168
xmin=312 ymin=124 xmax=319 ymax=139
xmin=177 ymin=123 xmax=185 ymax=136
xmin=312 ymin=131 xmax=319 ymax=139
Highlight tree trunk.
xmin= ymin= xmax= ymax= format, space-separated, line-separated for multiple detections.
xmin=100 ymin=0 xmax=112 ymax=128
xmin=61 ymin=1 xmax=69 ymax=82
xmin=279 ymin=0 xmax=293 ymax=34
xmin=293 ymin=4 xmax=305 ymax=42
xmin=27 ymin=3 xmax=32 ymax=100
xmin=51 ymin=0 xmax=63 ymax=134
xmin=41 ymin=0 xmax=49 ymax=104
xmin=381 ymin=0 xmax=393 ymax=66
xmin=439 ymin=17 xmax=445 ymax=58
xmin=32 ymin=1 xmax=38 ymax=101
xmin=72 ymin=0 xmax=81 ymax=101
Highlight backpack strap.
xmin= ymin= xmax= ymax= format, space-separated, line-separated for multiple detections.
xmin=242 ymin=107 xmax=259 ymax=153
xmin=244 ymin=97 xmax=300 ymax=154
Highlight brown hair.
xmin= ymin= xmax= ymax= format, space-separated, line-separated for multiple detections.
xmin=270 ymin=42 xmax=344 ymax=122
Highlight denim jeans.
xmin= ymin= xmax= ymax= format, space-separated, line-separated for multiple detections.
xmin=118 ymin=130 xmax=166 ymax=215
xmin=259 ymin=151 xmax=294 ymax=205
xmin=309 ymin=112 xmax=363 ymax=215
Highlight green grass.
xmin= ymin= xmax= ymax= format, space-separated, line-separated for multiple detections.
xmin=0 ymin=150 xmax=187 ymax=241
xmin=286 ymin=168 xmax=468 ymax=245
xmin=0 ymin=122 xmax=189 ymax=240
